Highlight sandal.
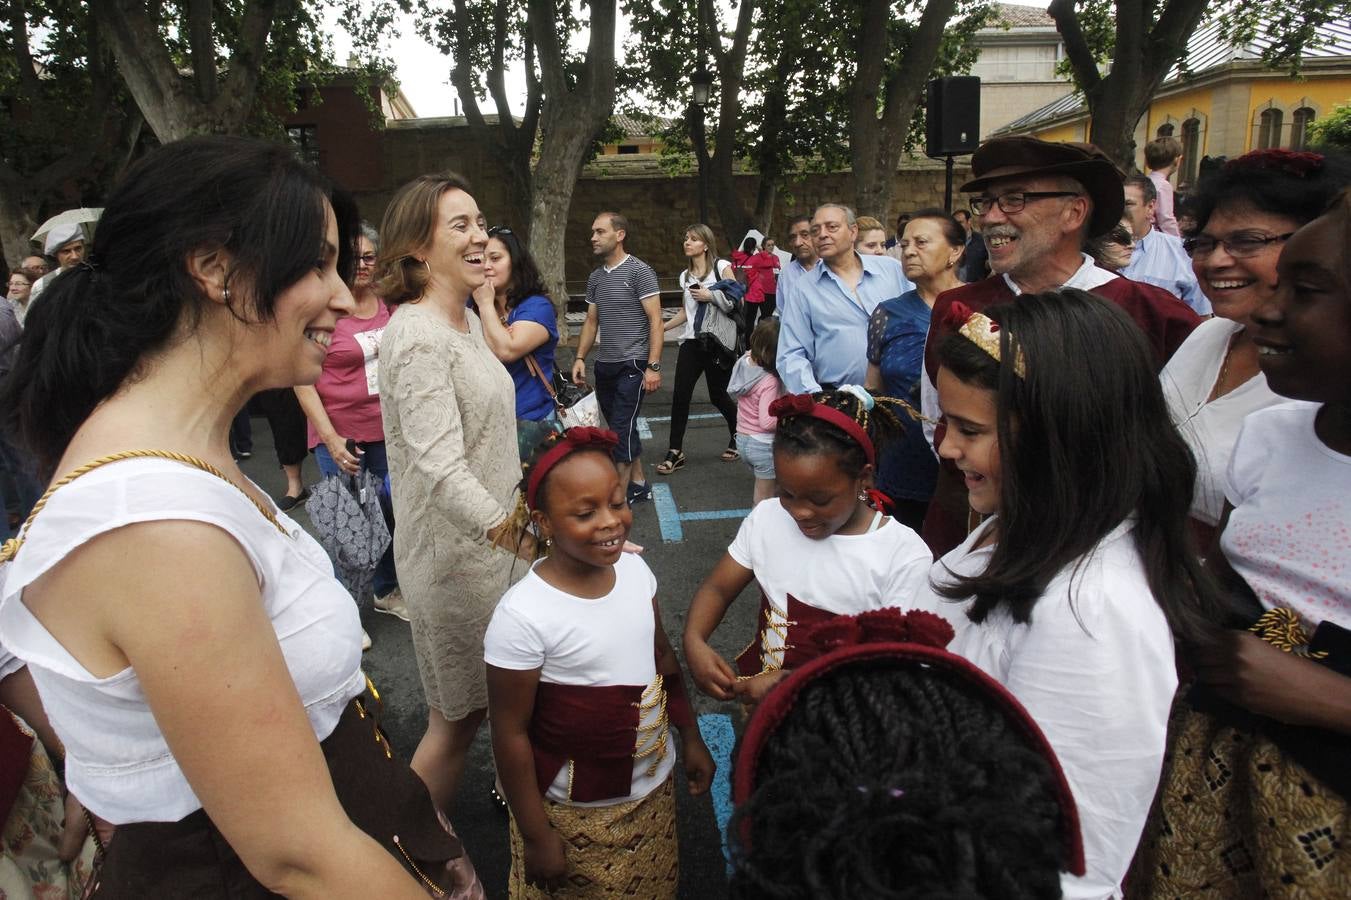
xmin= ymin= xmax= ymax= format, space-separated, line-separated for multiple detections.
xmin=655 ymin=450 xmax=686 ymax=475
xmin=721 ymin=447 xmax=740 ymax=462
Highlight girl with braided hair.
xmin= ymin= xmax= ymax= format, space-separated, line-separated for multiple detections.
xmin=915 ymin=289 xmax=1229 ymax=899
xmin=683 ymin=388 xmax=933 ymax=707
xmin=484 ymin=428 xmax=713 ymax=898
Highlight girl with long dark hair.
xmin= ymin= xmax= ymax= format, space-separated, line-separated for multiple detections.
xmin=474 ymin=226 xmax=561 ymax=459
xmin=915 ymin=289 xmax=1227 ymax=898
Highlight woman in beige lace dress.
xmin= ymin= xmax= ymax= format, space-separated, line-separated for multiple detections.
xmin=377 ymin=173 xmax=536 ymax=813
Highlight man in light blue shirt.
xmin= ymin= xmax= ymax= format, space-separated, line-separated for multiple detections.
xmin=777 ymin=203 xmax=914 ymax=393
xmin=1121 ymin=175 xmax=1211 ymax=315
xmin=775 ymin=214 xmax=819 ymax=313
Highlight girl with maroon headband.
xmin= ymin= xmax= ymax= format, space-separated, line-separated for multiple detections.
xmin=483 ymin=428 xmax=713 ymax=897
xmin=683 ymin=388 xmax=933 ymax=707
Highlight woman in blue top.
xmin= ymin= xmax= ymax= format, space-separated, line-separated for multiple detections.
xmin=476 ymin=226 xmax=561 ymax=458
xmin=865 ymin=209 xmax=965 ymax=531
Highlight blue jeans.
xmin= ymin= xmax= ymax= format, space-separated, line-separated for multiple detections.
xmin=313 ymin=440 xmax=399 ymax=598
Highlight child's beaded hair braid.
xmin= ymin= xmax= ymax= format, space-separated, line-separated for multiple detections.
xmin=772 ymin=387 xmax=917 ymax=478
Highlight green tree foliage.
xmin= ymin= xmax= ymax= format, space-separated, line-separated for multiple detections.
xmin=1310 ymin=101 xmax=1351 ymax=151
xmin=0 ymin=1 xmax=143 ymax=265
xmin=93 ymin=0 xmax=330 ymax=142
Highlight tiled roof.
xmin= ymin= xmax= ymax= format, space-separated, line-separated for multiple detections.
xmin=612 ymin=113 xmax=677 ymax=137
xmin=993 ymin=15 xmax=1351 ymax=134
xmin=990 ymin=3 xmax=1056 ymax=29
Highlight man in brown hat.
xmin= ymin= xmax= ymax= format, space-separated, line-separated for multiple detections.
xmin=919 ymin=136 xmax=1201 ymax=555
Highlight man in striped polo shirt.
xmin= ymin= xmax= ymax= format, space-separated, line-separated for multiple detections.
xmin=571 ymin=212 xmax=664 ymax=504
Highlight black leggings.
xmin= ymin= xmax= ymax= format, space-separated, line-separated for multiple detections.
xmin=668 ymin=339 xmax=738 ymax=451
xmin=748 ymin=294 xmax=776 ymax=328
xmin=252 ymin=388 xmax=308 ymax=467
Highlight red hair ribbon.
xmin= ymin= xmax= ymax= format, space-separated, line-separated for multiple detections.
xmin=525 ymin=427 xmax=619 ymax=510
xmin=768 ymin=393 xmax=875 ymax=467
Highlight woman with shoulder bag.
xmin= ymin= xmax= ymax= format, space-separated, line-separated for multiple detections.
xmin=472 ymin=226 xmax=562 ymax=460
xmin=655 ymin=224 xmax=740 ymax=475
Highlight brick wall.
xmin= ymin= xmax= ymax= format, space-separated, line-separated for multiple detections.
xmin=348 ymin=119 xmax=970 ymax=288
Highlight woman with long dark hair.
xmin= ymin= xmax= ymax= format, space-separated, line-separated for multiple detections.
xmin=473 ymin=226 xmax=561 ymax=459
xmin=915 ymin=289 xmax=1227 ymax=898
xmin=0 ymin=136 xmax=481 ymax=896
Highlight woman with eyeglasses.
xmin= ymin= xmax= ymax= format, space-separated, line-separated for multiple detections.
xmin=471 ymin=226 xmax=561 ymax=460
xmin=1159 ymin=148 xmax=1351 ymax=546
xmin=294 ymin=223 xmax=406 ymax=633
xmin=7 ymin=270 xmax=32 ymax=325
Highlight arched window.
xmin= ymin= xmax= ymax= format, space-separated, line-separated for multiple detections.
xmin=1156 ymin=123 xmax=1175 ymax=138
xmin=1291 ymin=107 xmax=1316 ymax=150
xmin=1258 ymin=108 xmax=1284 ymax=149
xmin=1181 ymin=118 xmax=1201 ymax=185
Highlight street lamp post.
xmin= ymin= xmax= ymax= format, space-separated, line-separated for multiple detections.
xmin=690 ymin=63 xmax=713 ymax=224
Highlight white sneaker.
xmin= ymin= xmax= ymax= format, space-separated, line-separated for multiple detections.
xmin=361 ymin=629 xmax=372 ymax=652
xmin=374 ymin=588 xmax=410 ymax=622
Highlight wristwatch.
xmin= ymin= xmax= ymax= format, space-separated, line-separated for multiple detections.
xmin=646 ymin=361 xmax=662 ymax=372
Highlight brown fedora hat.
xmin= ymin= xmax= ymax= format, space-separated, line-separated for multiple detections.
xmin=960 ymin=136 xmax=1125 ymax=237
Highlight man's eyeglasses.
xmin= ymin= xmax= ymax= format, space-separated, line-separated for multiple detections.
xmin=1182 ymin=231 xmax=1295 ymax=259
xmin=487 ymin=225 xmax=514 ymax=237
xmin=969 ymin=191 xmax=1081 ymax=216
xmin=356 ymin=253 xmax=378 ymax=266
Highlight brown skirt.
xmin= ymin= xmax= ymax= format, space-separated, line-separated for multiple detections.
xmin=90 ymin=686 xmax=483 ymax=898
xmin=508 ymin=776 xmax=678 ymax=899
xmin=1130 ymin=699 xmax=1349 ymax=898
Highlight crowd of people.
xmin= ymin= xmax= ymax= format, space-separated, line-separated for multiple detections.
xmin=0 ymin=127 xmax=1346 ymax=900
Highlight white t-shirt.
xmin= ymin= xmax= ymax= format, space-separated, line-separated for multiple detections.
xmin=1160 ymin=318 xmax=1283 ymax=526
xmin=914 ymin=518 xmax=1177 ymax=900
xmin=483 ymin=552 xmax=675 ymax=806
xmin=1222 ymin=401 xmax=1350 ymax=631
xmin=728 ymin=498 xmax=933 ymax=668
xmin=676 ymin=259 xmax=733 ymax=342
xmin=0 ymin=460 xmax=366 ymax=825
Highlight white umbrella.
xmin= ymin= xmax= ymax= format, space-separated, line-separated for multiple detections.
xmin=31 ymin=208 xmax=103 ymax=245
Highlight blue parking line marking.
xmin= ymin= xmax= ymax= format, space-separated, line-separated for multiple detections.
xmin=682 ymin=508 xmax=751 ymax=522
xmin=635 ymin=411 xmax=720 ymax=441
xmin=652 ymin=483 xmax=683 ymax=542
xmin=697 ymin=712 xmax=736 ymax=868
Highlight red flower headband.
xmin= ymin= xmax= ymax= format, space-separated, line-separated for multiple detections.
xmin=524 ymin=427 xmax=619 ymax=510
xmin=942 ymin=300 xmax=1026 ymax=377
xmin=1225 ymin=148 xmax=1324 ymax=178
xmin=768 ymin=393 xmax=875 ymax=466
xmin=733 ymin=607 xmax=1086 ymax=877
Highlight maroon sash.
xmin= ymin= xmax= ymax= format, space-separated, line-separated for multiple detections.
xmin=735 ymin=593 xmax=842 ymax=676
xmin=530 ymin=682 xmax=646 ymax=803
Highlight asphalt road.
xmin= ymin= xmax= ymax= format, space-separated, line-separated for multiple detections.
xmin=240 ymin=341 xmax=759 ymax=899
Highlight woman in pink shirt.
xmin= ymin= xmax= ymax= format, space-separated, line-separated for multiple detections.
xmin=294 ymin=224 xmax=405 ymax=624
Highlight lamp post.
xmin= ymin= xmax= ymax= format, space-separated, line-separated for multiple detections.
xmin=690 ymin=62 xmax=713 ymax=224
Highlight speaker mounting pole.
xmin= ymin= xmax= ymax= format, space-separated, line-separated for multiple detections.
xmin=944 ymin=154 xmax=955 ymax=213
xmin=925 ymin=76 xmax=981 ymax=215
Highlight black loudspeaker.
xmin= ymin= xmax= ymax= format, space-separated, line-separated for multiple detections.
xmin=926 ymin=76 xmax=981 ymax=157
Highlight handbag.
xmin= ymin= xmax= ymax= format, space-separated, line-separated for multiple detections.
xmin=1130 ymin=608 xmax=1350 ymax=896
xmin=525 ymin=353 xmax=602 ymax=429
